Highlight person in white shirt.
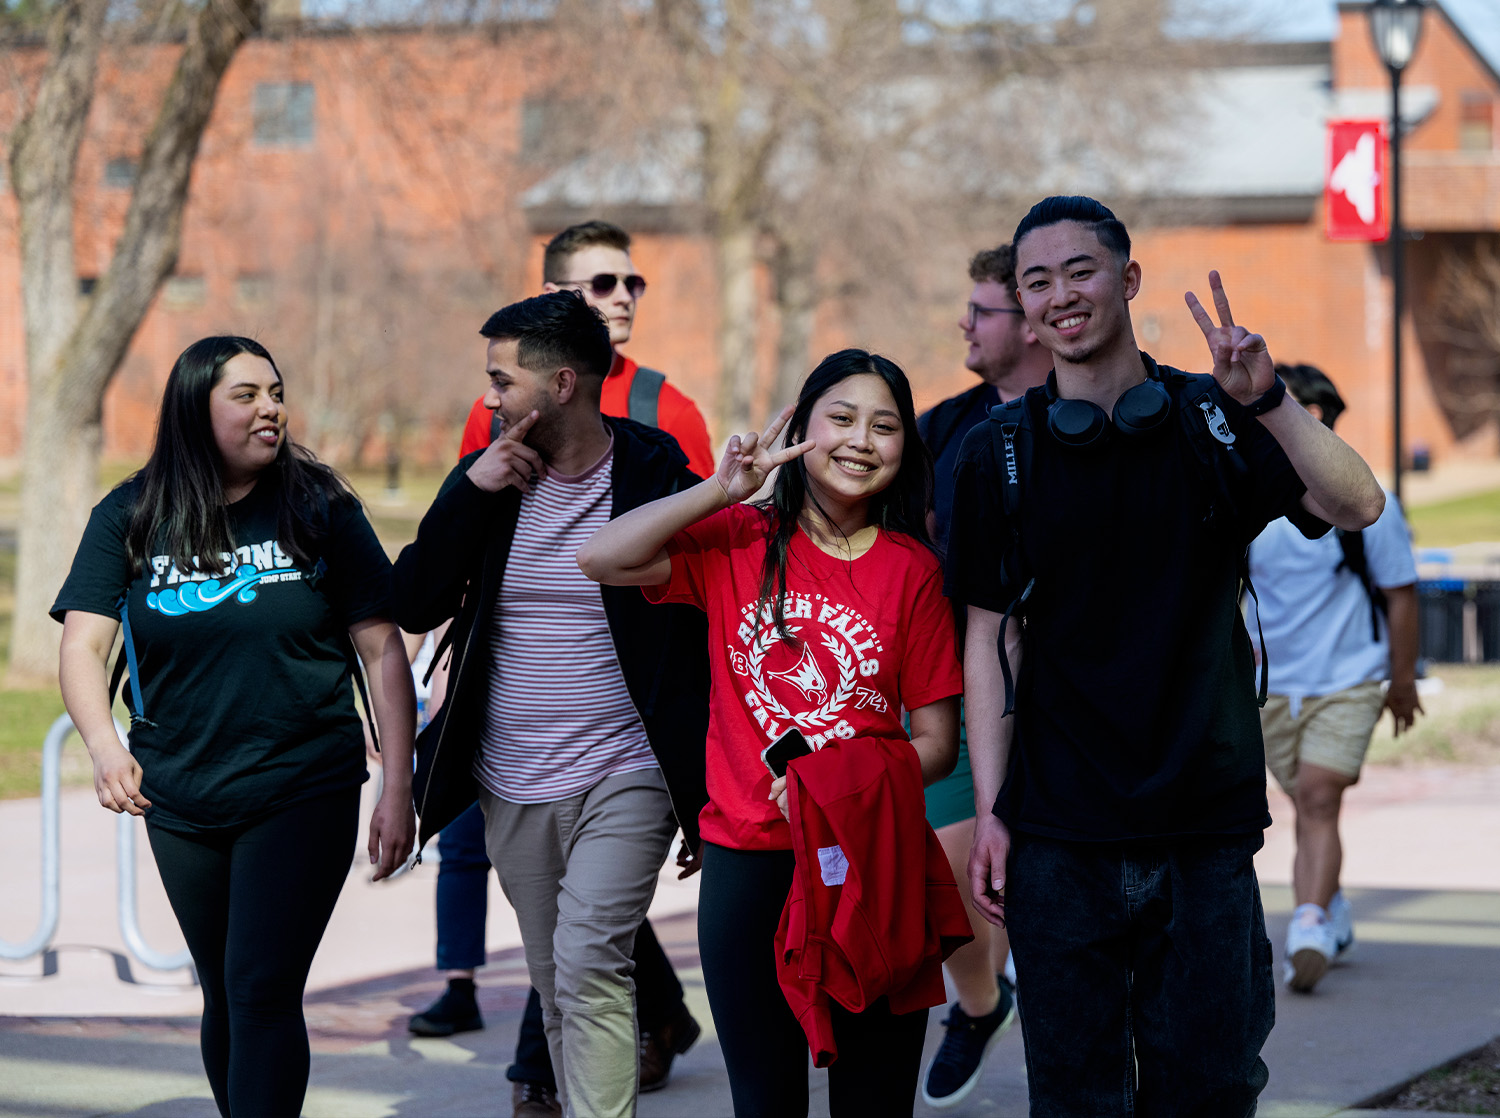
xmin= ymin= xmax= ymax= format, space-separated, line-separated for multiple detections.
xmin=1245 ymin=362 xmax=1422 ymax=994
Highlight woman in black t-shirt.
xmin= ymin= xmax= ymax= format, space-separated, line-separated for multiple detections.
xmin=54 ymin=336 xmax=415 ymax=1118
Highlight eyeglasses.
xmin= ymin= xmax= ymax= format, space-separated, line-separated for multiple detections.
xmin=559 ymin=273 xmax=648 ymax=299
xmin=964 ymin=301 xmax=1026 ymax=329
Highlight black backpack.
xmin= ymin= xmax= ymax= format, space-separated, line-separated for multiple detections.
xmin=489 ymin=366 xmax=666 ymax=441
xmin=984 ymin=362 xmax=1269 ymax=714
xmin=1336 ymin=529 xmax=1388 ymax=641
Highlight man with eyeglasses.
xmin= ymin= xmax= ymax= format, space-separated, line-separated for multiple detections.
xmin=915 ymin=243 xmax=1051 ymax=1109
xmin=458 ymin=220 xmax=715 ymax=478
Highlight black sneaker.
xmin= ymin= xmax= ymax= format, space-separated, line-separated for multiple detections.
xmin=920 ymin=979 xmax=1016 ymax=1108
xmin=408 ymin=978 xmax=484 ymax=1037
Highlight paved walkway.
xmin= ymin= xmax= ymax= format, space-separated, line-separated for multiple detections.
xmin=3 ymin=762 xmax=1500 ymax=1117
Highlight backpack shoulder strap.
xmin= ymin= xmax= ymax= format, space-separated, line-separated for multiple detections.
xmin=112 ymin=593 xmax=157 ymax=729
xmin=628 ymin=366 xmax=666 ymax=428
xmin=1336 ymin=528 xmax=1387 ymax=641
xmin=986 ymin=393 xmax=1037 ymax=717
xmin=987 ymin=393 xmax=1031 ymax=523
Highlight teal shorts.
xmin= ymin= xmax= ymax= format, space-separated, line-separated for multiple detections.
xmin=924 ymin=706 xmax=976 ymax=830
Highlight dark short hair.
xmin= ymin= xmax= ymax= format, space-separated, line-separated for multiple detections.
xmin=542 ymin=220 xmax=632 ymax=284
xmin=1277 ymin=362 xmax=1345 ymax=429
xmin=1013 ymin=196 xmax=1131 ymax=263
xmin=968 ymin=244 xmax=1016 ymax=289
xmin=479 ymin=290 xmax=613 ymax=380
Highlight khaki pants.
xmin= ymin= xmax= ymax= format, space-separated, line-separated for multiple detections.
xmin=480 ymin=767 xmax=676 ymax=1118
xmin=1260 ymin=681 xmax=1385 ymax=796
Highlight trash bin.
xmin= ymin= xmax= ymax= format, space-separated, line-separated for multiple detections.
xmin=1476 ymin=582 xmax=1500 ymax=664
xmin=1418 ymin=580 xmax=1468 ymax=663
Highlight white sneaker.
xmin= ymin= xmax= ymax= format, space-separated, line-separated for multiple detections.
xmin=1328 ymin=891 xmax=1355 ymax=959
xmin=1283 ymin=908 xmax=1337 ymax=993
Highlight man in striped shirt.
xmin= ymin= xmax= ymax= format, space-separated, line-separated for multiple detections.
xmin=394 ymin=291 xmax=710 ymax=1118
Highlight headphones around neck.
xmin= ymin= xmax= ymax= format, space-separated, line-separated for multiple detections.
xmin=1044 ymin=360 xmax=1172 ymax=448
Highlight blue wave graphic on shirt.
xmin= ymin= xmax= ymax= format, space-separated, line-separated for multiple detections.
xmin=147 ymin=564 xmax=268 ymax=616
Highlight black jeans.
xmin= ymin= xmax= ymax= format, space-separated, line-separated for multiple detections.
xmin=698 ymin=842 xmax=928 ymax=1118
xmin=1006 ymin=831 xmax=1275 ymax=1118
xmin=146 ymin=787 xmax=360 ymax=1118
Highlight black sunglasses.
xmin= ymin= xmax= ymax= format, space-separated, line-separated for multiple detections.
xmin=560 ymin=273 xmax=647 ymax=299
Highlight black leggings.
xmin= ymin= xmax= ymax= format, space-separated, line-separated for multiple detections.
xmin=147 ymin=787 xmax=360 ymax=1118
xmin=697 ymin=842 xmax=928 ymax=1118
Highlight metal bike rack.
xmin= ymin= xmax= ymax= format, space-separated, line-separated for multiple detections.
xmin=0 ymin=714 xmax=68 ymax=960
xmin=1 ymin=713 xmax=192 ymax=973
xmin=117 ymin=809 xmax=193 ymax=972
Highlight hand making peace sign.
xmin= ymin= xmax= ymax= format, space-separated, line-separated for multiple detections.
xmin=1184 ymin=271 xmax=1277 ymax=406
xmin=714 ymin=405 xmax=817 ymax=504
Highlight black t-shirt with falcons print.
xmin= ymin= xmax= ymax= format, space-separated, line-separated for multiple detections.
xmin=945 ymin=367 xmax=1329 ymax=843
xmin=53 ymin=475 xmax=393 ymax=833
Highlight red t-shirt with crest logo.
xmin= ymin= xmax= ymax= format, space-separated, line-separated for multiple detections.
xmin=645 ymin=502 xmax=963 ymax=851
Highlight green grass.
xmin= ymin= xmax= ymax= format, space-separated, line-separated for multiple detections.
xmin=1408 ymin=487 xmax=1500 ymax=548
xmin=0 ymin=689 xmax=69 ymax=799
xmin=1367 ymin=664 xmax=1500 ymax=766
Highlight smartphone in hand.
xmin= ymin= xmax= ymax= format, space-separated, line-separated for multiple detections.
xmin=760 ymin=726 xmax=812 ymax=779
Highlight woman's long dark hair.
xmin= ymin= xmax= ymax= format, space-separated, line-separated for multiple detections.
xmin=124 ymin=336 xmax=355 ymax=576
xmin=755 ymin=348 xmax=934 ymax=644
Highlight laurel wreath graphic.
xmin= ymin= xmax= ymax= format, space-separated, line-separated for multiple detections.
xmin=747 ymin=624 xmax=858 ymax=729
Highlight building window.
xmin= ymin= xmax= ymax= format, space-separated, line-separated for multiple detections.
xmin=253 ymin=82 xmax=315 ymax=146
xmin=163 ymin=275 xmax=206 ymax=310
xmin=104 ymin=157 xmax=137 ymax=187
xmin=235 ymin=273 xmax=273 ymax=308
xmin=520 ymin=97 xmax=578 ymax=162
xmin=1460 ymin=92 xmax=1494 ymax=153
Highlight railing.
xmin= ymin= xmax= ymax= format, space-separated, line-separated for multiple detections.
xmin=0 ymin=713 xmax=193 ymax=974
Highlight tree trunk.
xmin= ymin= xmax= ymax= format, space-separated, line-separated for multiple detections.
xmin=7 ymin=0 xmax=109 ymax=688
xmin=8 ymin=0 xmax=263 ymax=685
xmin=771 ymin=232 xmax=817 ymax=409
xmin=715 ymin=221 xmax=759 ymax=436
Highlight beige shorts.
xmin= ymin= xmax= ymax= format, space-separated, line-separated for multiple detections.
xmin=1260 ymin=681 xmax=1385 ymax=796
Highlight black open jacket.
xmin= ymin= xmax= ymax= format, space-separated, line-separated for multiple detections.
xmin=392 ymin=416 xmax=711 ymax=853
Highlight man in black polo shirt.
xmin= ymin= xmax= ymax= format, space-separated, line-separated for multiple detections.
xmin=946 ymin=196 xmax=1385 ymax=1115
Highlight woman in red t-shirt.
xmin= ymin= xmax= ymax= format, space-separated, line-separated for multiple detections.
xmin=580 ymin=349 xmax=962 ymax=1117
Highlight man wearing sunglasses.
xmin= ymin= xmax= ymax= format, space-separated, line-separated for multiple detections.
xmin=458 ymin=220 xmax=715 ymax=478
xmin=914 ymin=243 xmax=1051 ymax=1109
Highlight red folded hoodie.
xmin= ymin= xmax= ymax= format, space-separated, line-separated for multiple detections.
xmin=774 ymin=737 xmax=974 ymax=1066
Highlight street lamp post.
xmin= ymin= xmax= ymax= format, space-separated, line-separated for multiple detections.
xmin=1368 ymin=0 xmax=1426 ymax=507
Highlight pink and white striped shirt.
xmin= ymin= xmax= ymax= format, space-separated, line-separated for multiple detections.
xmin=473 ymin=439 xmax=657 ymax=802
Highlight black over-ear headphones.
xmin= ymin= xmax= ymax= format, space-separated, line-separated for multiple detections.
xmin=1044 ymin=361 xmax=1172 ymax=448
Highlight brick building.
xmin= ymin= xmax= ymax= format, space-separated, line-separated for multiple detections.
xmin=0 ymin=1 xmax=1497 ymax=474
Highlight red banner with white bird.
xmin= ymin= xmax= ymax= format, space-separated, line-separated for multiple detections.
xmin=1326 ymin=119 xmax=1387 ymax=242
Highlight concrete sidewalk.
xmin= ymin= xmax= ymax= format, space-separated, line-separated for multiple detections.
xmin=3 ymin=763 xmax=1500 ymax=1116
